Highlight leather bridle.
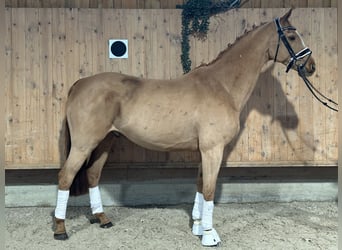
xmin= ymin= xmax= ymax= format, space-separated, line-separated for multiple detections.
xmin=274 ymin=17 xmax=338 ymax=112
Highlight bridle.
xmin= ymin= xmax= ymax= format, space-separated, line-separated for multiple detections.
xmin=274 ymin=18 xmax=312 ymax=73
xmin=274 ymin=17 xmax=338 ymax=112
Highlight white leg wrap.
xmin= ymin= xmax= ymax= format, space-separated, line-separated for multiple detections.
xmin=202 ymin=200 xmax=214 ymax=230
xmin=192 ymin=192 xmax=204 ymax=220
xmin=192 ymin=192 xmax=204 ymax=236
xmin=201 ymin=200 xmax=221 ymax=246
xmin=89 ymin=186 xmax=104 ymax=214
xmin=55 ymin=190 xmax=70 ymax=220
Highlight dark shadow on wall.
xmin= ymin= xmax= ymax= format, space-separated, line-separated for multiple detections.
xmin=221 ymin=63 xmax=299 ymax=163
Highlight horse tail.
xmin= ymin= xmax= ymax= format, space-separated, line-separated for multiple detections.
xmin=63 ymin=118 xmax=90 ymax=197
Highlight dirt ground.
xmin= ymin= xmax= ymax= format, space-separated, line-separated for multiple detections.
xmin=6 ymin=201 xmax=337 ymax=250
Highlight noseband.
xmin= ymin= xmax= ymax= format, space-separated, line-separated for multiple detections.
xmin=274 ymin=18 xmax=312 ymax=73
xmin=273 ymin=17 xmax=338 ymax=112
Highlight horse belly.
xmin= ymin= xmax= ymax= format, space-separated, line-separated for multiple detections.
xmin=116 ymin=109 xmax=199 ymax=151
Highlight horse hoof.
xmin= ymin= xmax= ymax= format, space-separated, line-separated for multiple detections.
xmin=54 ymin=232 xmax=69 ymax=240
xmin=100 ymin=221 xmax=113 ymax=229
xmin=89 ymin=218 xmax=100 ymax=224
xmin=201 ymin=228 xmax=221 ymax=247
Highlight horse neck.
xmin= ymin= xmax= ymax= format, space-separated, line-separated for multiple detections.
xmin=196 ymin=22 xmax=274 ymax=112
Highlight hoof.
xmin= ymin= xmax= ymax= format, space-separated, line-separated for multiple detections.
xmin=202 ymin=228 xmax=221 ymax=247
xmin=100 ymin=221 xmax=113 ymax=229
xmin=192 ymin=220 xmax=203 ymax=236
xmin=54 ymin=232 xmax=69 ymax=240
xmin=89 ymin=218 xmax=100 ymax=224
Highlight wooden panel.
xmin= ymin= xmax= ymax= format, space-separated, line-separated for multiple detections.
xmin=323 ymin=8 xmax=338 ymax=161
xmin=1 ymin=4 xmax=6 ymax=243
xmin=4 ymin=0 xmax=337 ymax=8
xmin=24 ymin=9 xmax=41 ymax=163
xmin=4 ymin=8 xmax=338 ymax=169
xmin=39 ymin=9 xmax=54 ymax=163
xmin=7 ymin=8 xmax=26 ymax=164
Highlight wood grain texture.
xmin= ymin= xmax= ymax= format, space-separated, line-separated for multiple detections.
xmin=4 ymin=8 xmax=338 ymax=169
xmin=4 ymin=0 xmax=337 ymax=8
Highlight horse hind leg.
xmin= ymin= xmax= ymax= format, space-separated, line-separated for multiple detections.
xmin=86 ymin=132 xmax=116 ymax=229
xmin=54 ymin=145 xmax=94 ymax=240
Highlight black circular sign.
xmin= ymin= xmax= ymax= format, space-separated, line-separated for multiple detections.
xmin=111 ymin=41 xmax=127 ymax=57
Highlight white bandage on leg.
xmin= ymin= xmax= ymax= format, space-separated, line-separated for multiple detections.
xmin=55 ymin=190 xmax=70 ymax=219
xmin=192 ymin=192 xmax=204 ymax=236
xmin=192 ymin=192 xmax=204 ymax=220
xmin=89 ymin=186 xmax=104 ymax=214
xmin=202 ymin=200 xmax=214 ymax=231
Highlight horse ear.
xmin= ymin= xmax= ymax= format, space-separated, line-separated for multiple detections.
xmin=280 ymin=8 xmax=293 ymax=22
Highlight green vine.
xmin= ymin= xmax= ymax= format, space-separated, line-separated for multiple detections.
xmin=177 ymin=0 xmax=241 ymax=73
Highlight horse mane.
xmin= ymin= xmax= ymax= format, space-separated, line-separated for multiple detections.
xmin=195 ymin=22 xmax=268 ymax=69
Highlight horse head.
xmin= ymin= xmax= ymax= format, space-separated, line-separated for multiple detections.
xmin=269 ymin=9 xmax=316 ymax=77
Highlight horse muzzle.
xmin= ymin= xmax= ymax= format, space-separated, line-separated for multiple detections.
xmin=295 ymin=57 xmax=315 ymax=77
xmin=303 ymin=59 xmax=316 ymax=76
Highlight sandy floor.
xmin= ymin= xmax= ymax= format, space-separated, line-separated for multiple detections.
xmin=6 ymin=201 xmax=337 ymax=250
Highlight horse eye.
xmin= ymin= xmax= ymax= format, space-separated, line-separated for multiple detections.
xmin=288 ymin=35 xmax=296 ymax=41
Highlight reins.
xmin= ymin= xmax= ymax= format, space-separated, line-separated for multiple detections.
xmin=274 ymin=18 xmax=338 ymax=112
xmin=297 ymin=67 xmax=338 ymax=112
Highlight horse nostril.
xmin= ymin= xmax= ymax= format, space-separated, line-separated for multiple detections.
xmin=311 ymin=63 xmax=316 ymax=72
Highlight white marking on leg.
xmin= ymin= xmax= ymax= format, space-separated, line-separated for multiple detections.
xmin=55 ymin=190 xmax=70 ymax=219
xmin=89 ymin=186 xmax=104 ymax=214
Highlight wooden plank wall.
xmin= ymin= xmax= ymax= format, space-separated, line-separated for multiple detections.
xmin=5 ymin=0 xmax=338 ymax=8
xmin=4 ymin=8 xmax=338 ymax=169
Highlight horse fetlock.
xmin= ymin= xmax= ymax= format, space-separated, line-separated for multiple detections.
xmin=201 ymin=228 xmax=221 ymax=247
xmin=54 ymin=218 xmax=68 ymax=240
xmin=54 ymin=218 xmax=66 ymax=232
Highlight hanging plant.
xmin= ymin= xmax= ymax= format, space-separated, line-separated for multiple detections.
xmin=177 ymin=0 xmax=241 ymax=73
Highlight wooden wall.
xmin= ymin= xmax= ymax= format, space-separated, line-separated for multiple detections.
xmin=4 ymin=8 xmax=337 ymax=169
xmin=5 ymin=0 xmax=338 ymax=8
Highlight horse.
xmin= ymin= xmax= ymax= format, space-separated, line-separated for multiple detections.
xmin=53 ymin=9 xmax=316 ymax=246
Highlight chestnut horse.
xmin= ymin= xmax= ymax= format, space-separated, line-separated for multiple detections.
xmin=54 ymin=9 xmax=315 ymax=246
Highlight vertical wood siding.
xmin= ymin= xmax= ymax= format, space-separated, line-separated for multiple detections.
xmin=5 ymin=0 xmax=338 ymax=8
xmin=4 ymin=8 xmax=338 ymax=169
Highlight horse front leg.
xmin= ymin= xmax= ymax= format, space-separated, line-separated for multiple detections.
xmin=192 ymin=164 xmax=204 ymax=236
xmin=197 ymin=144 xmax=223 ymax=246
